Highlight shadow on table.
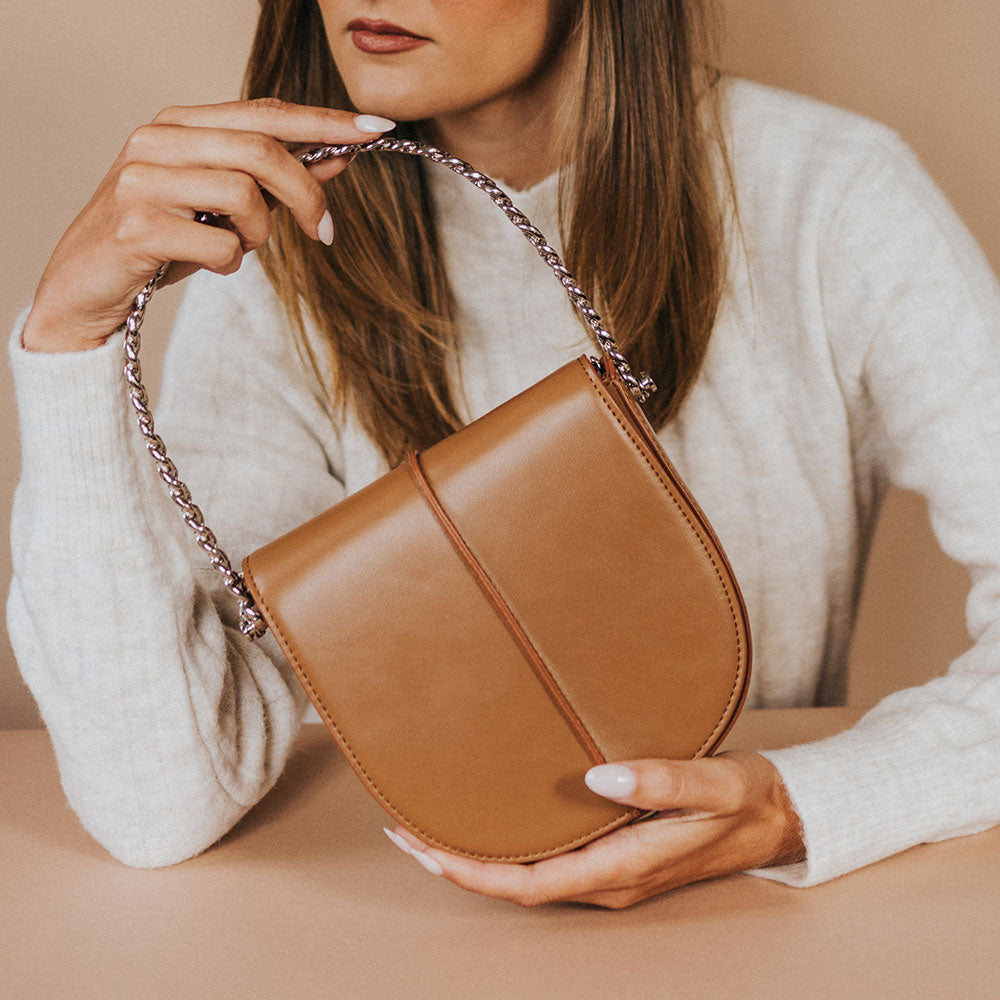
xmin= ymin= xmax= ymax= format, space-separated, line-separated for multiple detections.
xmin=211 ymin=727 xmax=375 ymax=863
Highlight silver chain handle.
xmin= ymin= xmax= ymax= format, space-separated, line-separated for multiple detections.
xmin=120 ymin=138 xmax=657 ymax=640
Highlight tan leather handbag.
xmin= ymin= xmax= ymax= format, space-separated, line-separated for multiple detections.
xmin=124 ymin=139 xmax=751 ymax=863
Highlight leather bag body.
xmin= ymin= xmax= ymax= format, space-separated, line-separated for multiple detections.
xmin=242 ymin=356 xmax=751 ymax=862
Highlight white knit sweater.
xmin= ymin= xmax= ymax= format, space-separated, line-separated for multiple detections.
xmin=8 ymin=79 xmax=1000 ymax=886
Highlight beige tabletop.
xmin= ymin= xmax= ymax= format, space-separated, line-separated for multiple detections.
xmin=3 ymin=708 xmax=999 ymax=1000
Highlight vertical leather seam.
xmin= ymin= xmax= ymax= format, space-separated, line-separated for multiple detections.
xmin=405 ymin=451 xmax=607 ymax=767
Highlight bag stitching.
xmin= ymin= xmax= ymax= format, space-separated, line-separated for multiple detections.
xmin=243 ymin=561 xmax=638 ymax=861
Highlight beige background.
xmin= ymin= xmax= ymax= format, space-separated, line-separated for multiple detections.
xmin=1 ymin=2 xmax=996 ymax=728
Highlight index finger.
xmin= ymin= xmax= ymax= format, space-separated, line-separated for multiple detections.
xmin=152 ymin=98 xmax=394 ymax=144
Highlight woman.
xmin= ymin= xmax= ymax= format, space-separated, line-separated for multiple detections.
xmin=9 ymin=0 xmax=1000 ymax=909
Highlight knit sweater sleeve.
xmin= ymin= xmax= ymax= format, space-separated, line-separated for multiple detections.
xmin=750 ymin=131 xmax=1000 ymax=887
xmin=6 ymin=256 xmax=345 ymax=868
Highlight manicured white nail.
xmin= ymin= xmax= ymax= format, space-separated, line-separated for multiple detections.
xmin=355 ymin=114 xmax=396 ymax=133
xmin=410 ymin=849 xmax=443 ymax=876
xmin=585 ymin=763 xmax=637 ymax=799
xmin=317 ymin=210 xmax=334 ymax=246
xmin=383 ymin=827 xmax=413 ymax=855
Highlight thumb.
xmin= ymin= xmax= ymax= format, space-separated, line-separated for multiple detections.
xmin=584 ymin=757 xmax=747 ymax=814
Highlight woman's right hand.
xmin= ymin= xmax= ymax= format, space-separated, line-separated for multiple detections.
xmin=21 ymin=99 xmax=394 ymax=354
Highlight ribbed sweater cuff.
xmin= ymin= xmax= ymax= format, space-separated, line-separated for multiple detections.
xmin=745 ymin=711 xmax=963 ymax=887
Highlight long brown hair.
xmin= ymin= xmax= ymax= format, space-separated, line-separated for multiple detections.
xmin=245 ymin=1 xmax=729 ymax=467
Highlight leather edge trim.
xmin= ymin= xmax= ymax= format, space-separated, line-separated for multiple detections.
xmin=405 ymin=451 xmax=606 ymax=767
xmin=578 ymin=357 xmax=752 ymax=757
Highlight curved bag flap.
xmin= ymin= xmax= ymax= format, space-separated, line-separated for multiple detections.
xmin=243 ymin=356 xmax=751 ymax=862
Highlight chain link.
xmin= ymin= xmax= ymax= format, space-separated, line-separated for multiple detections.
xmin=120 ymin=139 xmax=657 ymax=640
xmin=121 ymin=265 xmax=268 ymax=638
xmin=298 ymin=138 xmax=657 ymax=400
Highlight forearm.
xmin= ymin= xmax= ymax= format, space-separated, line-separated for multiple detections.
xmin=8 ymin=320 xmax=306 ymax=867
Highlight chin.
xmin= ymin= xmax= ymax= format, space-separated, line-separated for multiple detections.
xmin=345 ymin=91 xmax=446 ymax=124
xmin=350 ymin=96 xmax=435 ymax=123
xmin=339 ymin=67 xmax=476 ymax=123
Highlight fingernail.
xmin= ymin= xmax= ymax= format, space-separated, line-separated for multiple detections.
xmin=585 ymin=763 xmax=637 ymax=799
xmin=355 ymin=114 xmax=396 ymax=134
xmin=383 ymin=826 xmax=413 ymax=855
xmin=317 ymin=210 xmax=334 ymax=246
xmin=410 ymin=849 xmax=443 ymax=876
xmin=383 ymin=828 xmax=443 ymax=875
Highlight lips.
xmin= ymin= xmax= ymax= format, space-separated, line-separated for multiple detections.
xmin=347 ymin=18 xmax=431 ymax=54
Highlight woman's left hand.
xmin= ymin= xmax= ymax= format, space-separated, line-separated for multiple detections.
xmin=386 ymin=752 xmax=805 ymax=909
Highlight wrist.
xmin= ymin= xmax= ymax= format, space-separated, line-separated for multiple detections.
xmin=764 ymin=757 xmax=806 ymax=867
xmin=20 ymin=305 xmax=113 ymax=354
